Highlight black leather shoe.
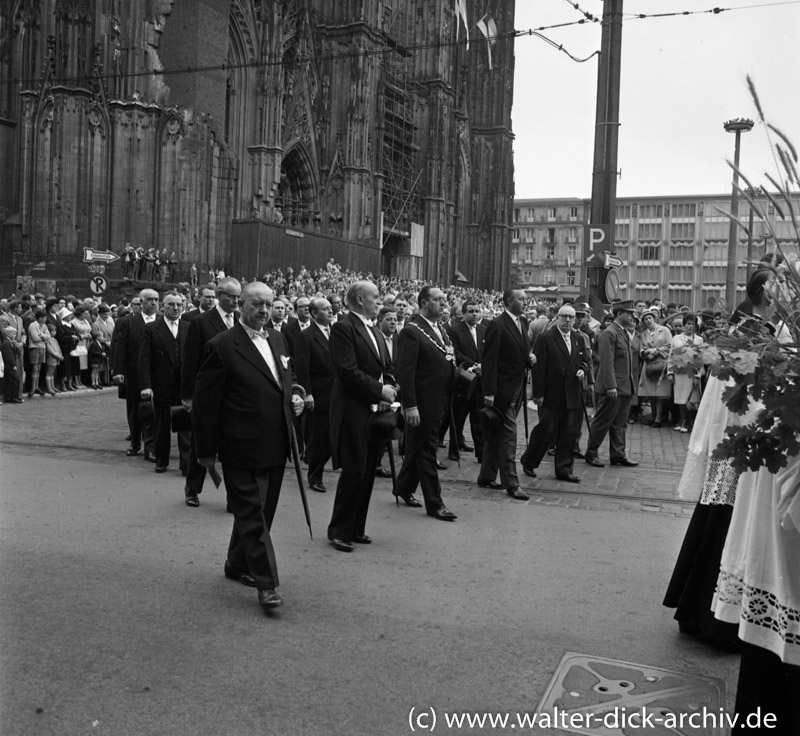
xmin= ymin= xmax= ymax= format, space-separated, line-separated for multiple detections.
xmin=329 ymin=538 xmax=354 ymax=552
xmin=507 ymin=487 xmax=530 ymax=500
xmin=448 ymin=452 xmax=460 ymax=461
xmin=224 ymin=562 xmax=256 ymax=587
xmin=585 ymin=456 xmax=605 ymax=467
xmin=438 ymin=441 xmax=446 ymax=448
xmin=436 ymin=460 xmax=447 ymax=470
xmin=477 ymin=479 xmax=503 ymax=490
xmin=394 ymin=492 xmax=422 ymax=508
xmin=573 ymin=451 xmax=586 ymax=459
xmin=610 ymin=457 xmax=639 ymax=467
xmin=427 ymin=507 xmax=457 ymax=521
xmin=144 ymin=452 xmax=156 ymax=463
xmin=125 ymin=447 xmax=140 ymax=456
xmin=375 ymin=467 xmax=393 ymax=478
xmin=258 ymin=588 xmax=284 ymax=609
xmin=547 ymin=447 xmax=556 ymax=456
xmin=309 ymin=483 xmax=327 ymax=493
xmin=185 ymin=492 xmax=200 ymax=507
xmin=459 ymin=443 xmax=474 ymax=452
xmin=353 ymin=533 xmax=372 ymax=544
xmin=521 ymin=463 xmax=537 ymax=478
xmin=155 ymin=465 xmax=168 ymax=473
xmin=557 ymin=474 xmax=581 ymax=483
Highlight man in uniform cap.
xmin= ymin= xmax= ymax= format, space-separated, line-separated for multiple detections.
xmin=584 ymin=300 xmax=639 ymax=468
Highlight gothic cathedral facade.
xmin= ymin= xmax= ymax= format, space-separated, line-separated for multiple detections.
xmin=0 ymin=1 xmax=515 ymax=290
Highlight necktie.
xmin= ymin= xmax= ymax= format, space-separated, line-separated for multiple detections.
xmin=470 ymin=325 xmax=477 ymax=348
xmin=167 ymin=320 xmax=178 ymax=338
xmin=224 ymin=312 xmax=233 ymax=329
xmin=516 ymin=317 xmax=523 ymax=335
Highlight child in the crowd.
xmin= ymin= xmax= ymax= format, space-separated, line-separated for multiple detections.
xmin=1 ymin=323 xmax=22 ymax=404
xmin=88 ymin=334 xmax=106 ymax=389
xmin=44 ymin=323 xmax=64 ymax=395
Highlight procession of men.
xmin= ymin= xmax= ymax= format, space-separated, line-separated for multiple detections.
xmin=106 ymin=280 xmax=640 ymax=616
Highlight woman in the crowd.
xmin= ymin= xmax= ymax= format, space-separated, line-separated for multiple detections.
xmin=27 ymin=309 xmax=49 ymax=397
xmin=667 ymin=313 xmax=704 ymax=433
xmin=663 ymin=268 xmax=779 ymax=650
xmin=56 ymin=307 xmax=79 ymax=391
xmin=637 ymin=309 xmax=673 ymax=427
xmin=91 ymin=304 xmax=115 ymax=387
xmin=71 ymin=305 xmax=92 ymax=388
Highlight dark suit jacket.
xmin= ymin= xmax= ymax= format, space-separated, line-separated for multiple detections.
xmin=531 ymin=327 xmax=590 ymax=412
xmin=139 ymin=317 xmax=186 ymax=407
xmin=294 ymin=322 xmax=334 ymax=413
xmin=396 ymin=317 xmax=454 ymax=447
xmin=481 ymin=312 xmax=530 ymax=413
xmin=192 ymin=324 xmax=295 ymax=468
xmin=281 ymin=318 xmax=311 ymax=355
xmin=328 ymin=312 xmax=391 ymax=468
xmin=181 ymin=308 xmax=238 ymax=401
xmin=594 ymin=321 xmax=635 ymax=396
xmin=111 ymin=313 xmax=149 ymax=392
xmin=448 ymin=320 xmax=485 ymax=368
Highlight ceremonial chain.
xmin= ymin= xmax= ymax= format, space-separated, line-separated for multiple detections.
xmin=407 ymin=322 xmax=456 ymax=363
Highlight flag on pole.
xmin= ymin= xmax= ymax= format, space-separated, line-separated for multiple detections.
xmin=455 ymin=0 xmax=469 ymax=49
xmin=475 ymin=14 xmax=498 ymax=69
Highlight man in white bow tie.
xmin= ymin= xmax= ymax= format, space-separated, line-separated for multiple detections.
xmin=193 ymin=282 xmax=305 ymax=613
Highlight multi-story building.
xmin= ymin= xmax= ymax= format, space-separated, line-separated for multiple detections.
xmin=512 ymin=194 xmax=800 ymax=309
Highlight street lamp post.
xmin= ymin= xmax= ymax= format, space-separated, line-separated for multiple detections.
xmin=723 ymin=118 xmax=754 ymax=311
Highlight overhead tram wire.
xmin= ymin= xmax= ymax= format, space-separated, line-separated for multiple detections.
xmin=5 ymin=1 xmax=798 ymax=88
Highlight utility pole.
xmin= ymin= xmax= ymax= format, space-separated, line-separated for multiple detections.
xmin=583 ymin=0 xmax=623 ymax=306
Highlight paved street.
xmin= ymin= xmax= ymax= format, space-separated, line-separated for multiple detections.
xmin=1 ymin=391 xmax=738 ymax=736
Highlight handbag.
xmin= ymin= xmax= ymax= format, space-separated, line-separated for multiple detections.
xmin=685 ymin=384 xmax=702 ymax=412
xmin=645 ymin=357 xmax=666 ymax=377
xmin=69 ymin=344 xmax=88 ymax=357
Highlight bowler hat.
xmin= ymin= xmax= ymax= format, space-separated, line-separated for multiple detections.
xmin=454 ymin=365 xmax=478 ymax=400
xmin=366 ymin=408 xmax=405 ymax=441
xmin=479 ymin=405 xmax=503 ymax=432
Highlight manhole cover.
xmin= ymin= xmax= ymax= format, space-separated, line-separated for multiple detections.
xmin=536 ymin=652 xmax=727 ymax=735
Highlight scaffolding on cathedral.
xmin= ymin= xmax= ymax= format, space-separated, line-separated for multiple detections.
xmin=380 ymin=10 xmax=421 ymax=245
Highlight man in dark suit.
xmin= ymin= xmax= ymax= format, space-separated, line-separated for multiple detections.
xmin=192 ymin=282 xmax=305 ymax=612
xmin=585 ymin=300 xmax=639 ymax=468
xmin=294 ymin=297 xmax=334 ymax=493
xmin=181 ymin=283 xmax=216 ymax=323
xmin=394 ymin=286 xmax=457 ymax=521
xmin=373 ymin=306 xmax=398 ymax=478
xmin=327 ymin=281 xmax=397 ymax=552
xmin=281 ymin=295 xmax=311 ymax=355
xmin=180 ymin=277 xmax=241 ymax=506
xmin=520 ymin=304 xmax=589 ymax=483
xmin=139 ymin=292 xmax=187 ymax=473
xmin=112 ymin=288 xmax=158 ymax=460
xmin=445 ymin=299 xmax=485 ymax=462
xmin=478 ymin=288 xmax=535 ymax=500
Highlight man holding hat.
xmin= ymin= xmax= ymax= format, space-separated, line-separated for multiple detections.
xmin=584 ymin=300 xmax=639 ymax=468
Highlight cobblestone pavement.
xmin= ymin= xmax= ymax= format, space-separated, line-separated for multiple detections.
xmin=1 ymin=391 xmax=694 ymax=518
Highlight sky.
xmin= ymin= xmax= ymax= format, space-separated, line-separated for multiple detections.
xmin=510 ymin=0 xmax=800 ymax=200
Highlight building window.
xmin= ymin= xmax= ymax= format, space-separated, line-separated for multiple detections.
xmin=638 ymin=222 xmax=662 ymax=241
xmin=525 ymin=245 xmax=534 ymax=262
xmin=541 ymin=268 xmax=556 ymax=285
xmin=670 ymin=222 xmax=695 ymax=242
xmin=546 ymin=243 xmax=555 ymax=259
xmin=513 ymin=209 xmax=520 ymax=223
xmin=638 ymin=204 xmax=663 ymax=219
xmin=511 ymin=247 xmax=519 ymax=263
xmin=547 ymin=207 xmax=557 ymax=220
xmin=569 ymin=206 xmax=579 ymax=220
xmin=671 ymin=203 xmax=697 ymax=219
xmin=566 ymin=226 xmax=578 ymax=242
xmin=639 ymin=243 xmax=661 ymax=261
xmin=547 ymin=227 xmax=556 ymax=243
xmin=615 ymin=222 xmax=630 ymax=240
xmin=567 ymin=270 xmax=576 ymax=286
xmin=567 ymin=244 xmax=577 ymax=263
xmin=616 ymin=204 xmax=631 ymax=219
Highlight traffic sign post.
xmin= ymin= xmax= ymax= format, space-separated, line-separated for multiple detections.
xmin=83 ymin=248 xmax=120 ymax=265
xmin=89 ymin=275 xmax=108 ymax=295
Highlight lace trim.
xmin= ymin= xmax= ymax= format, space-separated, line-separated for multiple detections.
xmin=699 ymin=459 xmax=740 ymax=506
xmin=715 ymin=570 xmax=800 ymax=648
xmin=676 ymin=452 xmax=740 ymax=505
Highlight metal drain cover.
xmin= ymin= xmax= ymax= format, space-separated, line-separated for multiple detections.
xmin=535 ymin=652 xmax=727 ymax=735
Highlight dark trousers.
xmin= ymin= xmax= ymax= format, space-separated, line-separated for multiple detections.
xmin=177 ymin=429 xmax=191 ymax=473
xmin=587 ymin=392 xmax=632 ymax=460
xmin=479 ymin=393 xmax=522 ymax=490
xmin=126 ymin=391 xmax=154 ymax=455
xmin=447 ymin=393 xmax=484 ymax=459
xmin=185 ymin=441 xmax=207 ymax=494
xmin=305 ymin=410 xmax=331 ymax=486
xmin=3 ymin=372 xmax=20 ymax=401
xmin=396 ymin=422 xmax=446 ymax=512
xmin=735 ymin=642 xmax=800 ymax=733
xmin=153 ymin=404 xmax=172 ymax=466
xmin=328 ymin=432 xmax=383 ymax=542
xmin=224 ymin=465 xmax=284 ymax=590
xmin=522 ymin=405 xmax=580 ymax=478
